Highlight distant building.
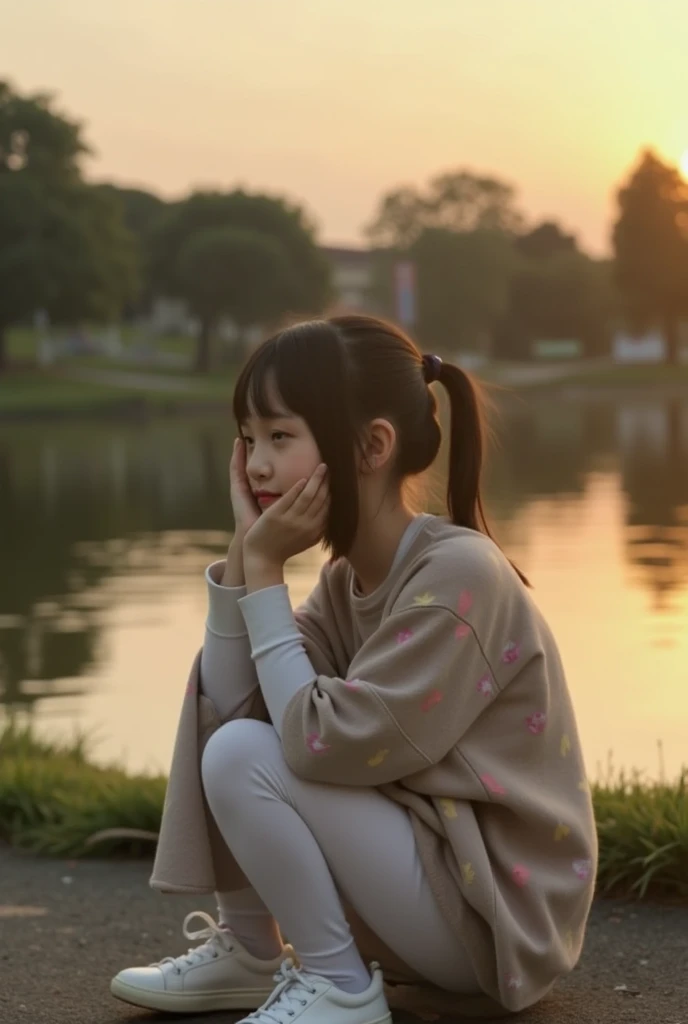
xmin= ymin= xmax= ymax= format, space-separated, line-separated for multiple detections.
xmin=321 ymin=246 xmax=378 ymax=313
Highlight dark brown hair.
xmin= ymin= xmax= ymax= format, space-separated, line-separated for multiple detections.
xmin=233 ymin=314 xmax=527 ymax=583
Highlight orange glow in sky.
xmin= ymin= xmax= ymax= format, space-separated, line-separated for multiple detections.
xmin=3 ymin=0 xmax=688 ymax=254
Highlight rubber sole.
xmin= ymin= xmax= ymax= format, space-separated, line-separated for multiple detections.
xmin=110 ymin=977 xmax=274 ymax=1013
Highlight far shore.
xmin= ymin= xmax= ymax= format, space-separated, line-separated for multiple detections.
xmin=2 ymin=360 xmax=688 ymax=424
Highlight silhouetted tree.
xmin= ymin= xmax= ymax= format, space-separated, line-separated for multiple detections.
xmin=613 ymin=149 xmax=688 ymax=364
xmin=149 ymin=190 xmax=330 ymax=370
xmin=0 ymin=81 xmax=139 ymax=370
xmin=177 ymin=227 xmax=295 ymax=371
xmin=366 ymin=169 xmax=523 ymax=248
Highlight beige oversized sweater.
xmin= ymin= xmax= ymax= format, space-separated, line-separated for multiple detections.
xmin=151 ymin=516 xmax=597 ymax=1013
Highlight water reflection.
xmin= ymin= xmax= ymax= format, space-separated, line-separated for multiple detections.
xmin=0 ymin=419 xmax=233 ymax=719
xmin=0 ymin=398 xmax=686 ymax=775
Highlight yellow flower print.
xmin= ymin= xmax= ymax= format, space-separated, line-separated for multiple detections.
xmin=439 ymin=798 xmax=458 ymax=819
xmin=461 ymin=862 xmax=475 ymax=885
xmin=578 ymin=778 xmax=589 ymax=793
xmin=367 ymin=749 xmax=390 ymax=767
xmin=413 ymin=592 xmax=436 ymax=606
xmin=560 ymin=734 xmax=572 ymax=757
xmin=565 ymin=929 xmax=575 ymax=954
xmin=554 ymin=823 xmax=571 ymax=842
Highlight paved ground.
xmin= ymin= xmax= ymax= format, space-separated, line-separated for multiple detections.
xmin=0 ymin=844 xmax=686 ymax=1024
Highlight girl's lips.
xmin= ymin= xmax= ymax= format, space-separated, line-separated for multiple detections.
xmin=256 ymin=494 xmax=280 ymax=507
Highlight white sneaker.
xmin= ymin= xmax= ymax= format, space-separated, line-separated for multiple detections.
xmin=110 ymin=911 xmax=293 ymax=1013
xmin=238 ymin=959 xmax=392 ymax=1024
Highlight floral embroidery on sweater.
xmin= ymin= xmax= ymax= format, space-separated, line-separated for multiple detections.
xmin=306 ymin=733 xmax=330 ymax=754
xmin=421 ymin=689 xmax=443 ymax=711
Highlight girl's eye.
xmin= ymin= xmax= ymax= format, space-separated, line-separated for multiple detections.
xmin=271 ymin=431 xmax=289 ymax=442
xmin=242 ymin=436 xmax=254 ymax=447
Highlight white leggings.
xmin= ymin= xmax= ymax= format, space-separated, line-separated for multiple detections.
xmin=200 ymin=718 xmax=480 ymax=994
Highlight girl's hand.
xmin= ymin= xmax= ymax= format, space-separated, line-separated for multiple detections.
xmin=243 ymin=464 xmax=329 ymax=568
xmin=229 ymin=438 xmax=261 ymax=537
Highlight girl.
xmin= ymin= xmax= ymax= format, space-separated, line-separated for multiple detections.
xmin=111 ymin=315 xmax=597 ymax=1022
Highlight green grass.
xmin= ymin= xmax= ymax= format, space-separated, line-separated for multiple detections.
xmin=0 ymin=369 xmax=234 ymax=416
xmin=0 ymin=726 xmax=167 ymax=858
xmin=1 ymin=724 xmax=686 ymax=899
xmin=6 ymin=326 xmax=195 ymax=364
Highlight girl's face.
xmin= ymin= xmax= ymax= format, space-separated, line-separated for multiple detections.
xmin=240 ymin=393 xmax=322 ymax=510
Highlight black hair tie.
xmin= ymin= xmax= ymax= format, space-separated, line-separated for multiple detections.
xmin=421 ymin=353 xmax=443 ymax=384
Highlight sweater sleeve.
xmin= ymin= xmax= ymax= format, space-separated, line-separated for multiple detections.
xmin=199 ymin=560 xmax=262 ymax=721
xmin=277 ymin=547 xmax=517 ymax=786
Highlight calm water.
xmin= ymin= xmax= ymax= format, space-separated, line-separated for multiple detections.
xmin=1 ymin=395 xmax=687 ymax=779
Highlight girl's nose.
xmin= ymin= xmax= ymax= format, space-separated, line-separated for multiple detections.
xmin=246 ymin=451 xmax=271 ymax=481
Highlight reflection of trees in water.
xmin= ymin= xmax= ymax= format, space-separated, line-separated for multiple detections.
xmin=616 ymin=400 xmax=688 ymax=608
xmin=2 ymin=399 xmax=686 ymax=715
xmin=486 ymin=396 xmax=688 ymax=607
xmin=0 ymin=419 xmax=234 ymax=716
xmin=484 ymin=398 xmax=617 ymax=544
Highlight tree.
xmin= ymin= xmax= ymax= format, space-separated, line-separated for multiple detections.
xmin=97 ymin=184 xmax=167 ymax=240
xmin=366 ymin=169 xmax=523 ymax=248
xmin=496 ymin=251 xmax=616 ymax=359
xmin=0 ymin=79 xmax=85 ymax=182
xmin=178 ymin=227 xmax=295 ymax=371
xmin=96 ymin=184 xmax=168 ymax=312
xmin=516 ymin=220 xmax=578 ymax=260
xmin=0 ymin=81 xmax=139 ymax=370
xmin=149 ymin=190 xmax=330 ymax=367
xmin=410 ymin=227 xmax=515 ymax=353
xmin=613 ymin=149 xmax=688 ymax=364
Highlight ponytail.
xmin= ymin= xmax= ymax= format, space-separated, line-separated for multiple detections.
xmin=438 ymin=362 xmax=530 ymax=587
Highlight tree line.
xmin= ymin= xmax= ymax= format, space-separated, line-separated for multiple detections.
xmin=1 ymin=79 xmax=687 ymax=373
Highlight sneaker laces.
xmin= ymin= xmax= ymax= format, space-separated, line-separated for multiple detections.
xmin=245 ymin=960 xmax=319 ymax=1024
xmin=154 ymin=911 xmax=234 ymax=974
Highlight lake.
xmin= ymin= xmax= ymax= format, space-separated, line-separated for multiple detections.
xmin=1 ymin=394 xmax=687 ymax=780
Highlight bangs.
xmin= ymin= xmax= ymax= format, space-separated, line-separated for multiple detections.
xmin=232 ymin=321 xmax=343 ymax=427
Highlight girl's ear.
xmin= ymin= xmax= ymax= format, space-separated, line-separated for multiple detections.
xmin=358 ymin=418 xmax=397 ymax=474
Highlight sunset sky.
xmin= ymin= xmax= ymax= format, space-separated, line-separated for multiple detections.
xmin=4 ymin=0 xmax=688 ymax=255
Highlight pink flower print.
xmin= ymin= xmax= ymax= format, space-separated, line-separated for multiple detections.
xmin=525 ymin=711 xmax=547 ymax=735
xmin=476 ymin=674 xmax=494 ymax=697
xmin=396 ymin=628 xmax=413 ymax=644
xmin=572 ymin=858 xmax=593 ymax=881
xmin=306 ymin=733 xmax=330 ymax=755
xmin=502 ymin=641 xmax=520 ymax=664
xmin=455 ymin=590 xmax=473 ymax=639
xmin=512 ymin=864 xmax=530 ymax=887
xmin=344 ymin=678 xmax=361 ymax=690
xmin=421 ymin=689 xmax=443 ymax=712
xmin=185 ymin=678 xmax=196 ymax=697
xmin=480 ymin=773 xmax=506 ymax=796
xmin=505 ymin=974 xmax=522 ymax=991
